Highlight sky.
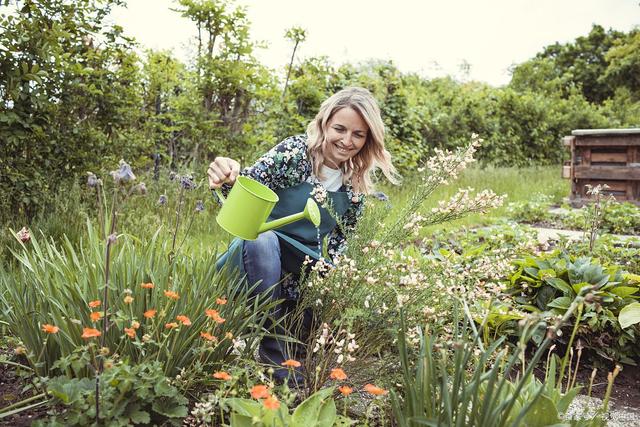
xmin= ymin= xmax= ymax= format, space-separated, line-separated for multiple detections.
xmin=109 ymin=0 xmax=640 ymax=87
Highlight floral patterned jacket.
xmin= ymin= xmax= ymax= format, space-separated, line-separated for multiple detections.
xmin=222 ymin=134 xmax=365 ymax=263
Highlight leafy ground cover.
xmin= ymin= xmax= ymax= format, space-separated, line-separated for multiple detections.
xmin=1 ymin=147 xmax=639 ymax=426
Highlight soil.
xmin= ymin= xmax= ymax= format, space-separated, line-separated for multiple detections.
xmin=532 ymin=357 xmax=640 ymax=410
xmin=576 ymin=361 xmax=640 ymax=409
xmin=0 ymin=360 xmax=49 ymax=426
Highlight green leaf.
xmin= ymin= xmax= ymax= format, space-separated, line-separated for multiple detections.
xmin=610 ymin=286 xmax=639 ymax=298
xmin=223 ymin=398 xmax=262 ymax=418
xmin=230 ymin=413 xmax=254 ymax=427
xmin=571 ymin=282 xmax=591 ymax=295
xmin=619 ymin=302 xmax=640 ymax=329
xmin=544 ymin=277 xmax=572 ymax=295
xmin=547 ymin=296 xmax=571 ymax=310
xmin=291 ymin=387 xmax=334 ymax=426
xmin=129 ymin=409 xmax=150 ymax=424
xmin=522 ymin=394 xmax=561 ymax=426
xmin=316 ymin=396 xmax=337 ymax=427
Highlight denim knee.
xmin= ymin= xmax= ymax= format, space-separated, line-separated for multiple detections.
xmin=242 ymin=231 xmax=281 ymax=297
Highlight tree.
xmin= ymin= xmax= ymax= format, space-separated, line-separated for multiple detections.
xmin=282 ymin=26 xmax=307 ymax=100
xmin=509 ymin=24 xmax=627 ymax=103
xmin=0 ymin=0 xmax=141 ymax=219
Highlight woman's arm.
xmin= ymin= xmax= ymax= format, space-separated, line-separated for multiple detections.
xmin=209 ymin=135 xmax=311 ymax=197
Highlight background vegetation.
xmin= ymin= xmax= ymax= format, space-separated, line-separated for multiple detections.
xmin=2 ymin=0 xmax=639 ymax=227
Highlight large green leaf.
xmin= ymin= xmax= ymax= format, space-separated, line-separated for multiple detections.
xmin=619 ymin=302 xmax=640 ymax=329
xmin=547 ymin=296 xmax=571 ymax=310
xmin=522 ymin=394 xmax=561 ymax=426
xmin=291 ymin=387 xmax=335 ymax=426
xmin=610 ymin=286 xmax=639 ymax=298
xmin=544 ymin=277 xmax=572 ymax=295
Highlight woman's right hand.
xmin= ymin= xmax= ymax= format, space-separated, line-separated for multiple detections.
xmin=207 ymin=157 xmax=241 ymax=189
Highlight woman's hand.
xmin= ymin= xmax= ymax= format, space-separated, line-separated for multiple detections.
xmin=207 ymin=157 xmax=241 ymax=189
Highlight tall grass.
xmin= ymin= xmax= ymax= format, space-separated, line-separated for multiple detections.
xmin=378 ymin=165 xmax=568 ymax=233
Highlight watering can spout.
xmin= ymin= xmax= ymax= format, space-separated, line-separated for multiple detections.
xmin=258 ymin=198 xmax=321 ymax=233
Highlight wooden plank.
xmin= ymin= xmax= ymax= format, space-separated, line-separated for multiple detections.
xmin=591 ymin=152 xmax=628 ymax=163
xmin=572 ymin=128 xmax=640 ymax=137
xmin=574 ymin=166 xmax=640 ymax=180
xmin=575 ymin=136 xmax=640 ymax=146
xmin=578 ymin=180 xmax=630 ymax=192
xmin=562 ymin=136 xmax=576 ymax=147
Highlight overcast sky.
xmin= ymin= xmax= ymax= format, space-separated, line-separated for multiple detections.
xmin=109 ymin=0 xmax=640 ymax=87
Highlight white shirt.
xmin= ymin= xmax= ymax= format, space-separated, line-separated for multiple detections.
xmin=318 ymin=166 xmax=343 ymax=191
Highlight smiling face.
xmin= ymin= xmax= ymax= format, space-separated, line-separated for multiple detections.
xmin=322 ymin=107 xmax=369 ymax=169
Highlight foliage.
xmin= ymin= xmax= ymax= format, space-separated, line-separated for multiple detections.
xmin=38 ymin=359 xmax=188 ymax=426
xmin=222 ymin=387 xmax=342 ymax=427
xmin=510 ymin=24 xmax=631 ymax=104
xmin=390 ymin=304 xmax=604 ymax=427
xmin=507 ymin=251 xmax=640 ymax=363
xmin=296 ymin=136 xmax=506 ymax=392
xmin=0 ymin=221 xmax=275 ymax=377
xmin=506 ymin=194 xmax=555 ymax=225
xmin=0 ymin=0 xmax=142 ymax=218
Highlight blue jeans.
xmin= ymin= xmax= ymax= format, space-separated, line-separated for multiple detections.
xmin=243 ymin=231 xmax=306 ymax=384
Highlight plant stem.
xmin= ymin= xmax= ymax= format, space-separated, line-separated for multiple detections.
xmin=558 ymin=302 xmax=583 ymax=392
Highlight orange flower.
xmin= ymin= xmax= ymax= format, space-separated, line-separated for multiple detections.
xmin=205 ymin=309 xmax=225 ymax=324
xmin=330 ymin=368 xmax=347 ymax=380
xmin=164 ymin=290 xmax=179 ymax=300
xmin=250 ymin=384 xmax=270 ymax=399
xmin=216 ymin=297 xmax=227 ymax=305
xmin=141 ymin=282 xmax=154 ymax=289
xmin=131 ymin=321 xmax=140 ymax=329
xmin=123 ymin=295 xmax=134 ymax=304
xmin=176 ymin=315 xmax=191 ymax=326
xmin=124 ymin=327 xmax=136 ymax=338
xmin=263 ymin=395 xmax=280 ymax=410
xmin=143 ymin=309 xmax=157 ymax=319
xmin=281 ymin=359 xmax=301 ymax=368
xmin=363 ymin=383 xmax=387 ymax=396
xmin=165 ymin=322 xmax=179 ymax=329
xmin=339 ymin=385 xmax=353 ymax=396
xmin=88 ymin=300 xmax=101 ymax=308
xmin=90 ymin=311 xmax=102 ymax=322
xmin=200 ymin=331 xmax=217 ymax=342
xmin=213 ymin=371 xmax=232 ymax=381
xmin=81 ymin=327 xmax=101 ymax=339
xmin=42 ymin=324 xmax=59 ymax=334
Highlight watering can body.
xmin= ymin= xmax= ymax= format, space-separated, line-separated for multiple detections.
xmin=215 ymin=176 xmax=320 ymax=240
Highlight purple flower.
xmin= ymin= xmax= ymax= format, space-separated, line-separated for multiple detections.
xmin=179 ymin=174 xmax=196 ymax=190
xmin=110 ymin=160 xmax=136 ymax=183
xmin=195 ymin=200 xmax=204 ymax=212
xmin=107 ymin=233 xmax=117 ymax=244
xmin=158 ymin=194 xmax=168 ymax=205
xmin=87 ymin=172 xmax=100 ymax=188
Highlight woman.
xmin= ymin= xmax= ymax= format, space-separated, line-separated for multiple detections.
xmin=208 ymin=87 xmax=399 ymax=383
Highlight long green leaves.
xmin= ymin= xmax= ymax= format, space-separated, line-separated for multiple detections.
xmin=0 ymin=221 xmax=276 ymax=376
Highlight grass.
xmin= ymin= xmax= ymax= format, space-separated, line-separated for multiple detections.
xmin=0 ymin=165 xmax=569 ymax=266
xmin=377 ymin=165 xmax=569 ymax=234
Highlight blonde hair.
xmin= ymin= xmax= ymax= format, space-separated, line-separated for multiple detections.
xmin=306 ymin=87 xmax=401 ymax=194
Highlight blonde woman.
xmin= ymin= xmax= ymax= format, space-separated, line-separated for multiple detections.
xmin=208 ymin=87 xmax=399 ymax=384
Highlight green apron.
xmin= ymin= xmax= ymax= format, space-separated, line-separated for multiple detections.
xmin=215 ymin=182 xmax=351 ymax=277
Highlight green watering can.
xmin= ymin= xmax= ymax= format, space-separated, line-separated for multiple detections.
xmin=214 ymin=176 xmax=321 ymax=240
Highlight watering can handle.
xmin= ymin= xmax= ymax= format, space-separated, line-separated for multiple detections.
xmin=213 ymin=188 xmax=225 ymax=203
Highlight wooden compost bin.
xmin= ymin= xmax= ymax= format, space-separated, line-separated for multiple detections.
xmin=562 ymin=128 xmax=640 ymax=207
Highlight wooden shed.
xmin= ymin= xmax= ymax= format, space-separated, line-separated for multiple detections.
xmin=562 ymin=128 xmax=640 ymax=206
